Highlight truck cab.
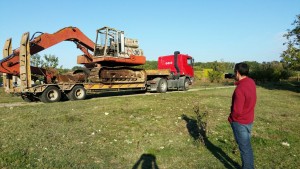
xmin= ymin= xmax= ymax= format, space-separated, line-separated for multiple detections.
xmin=146 ymin=51 xmax=195 ymax=93
xmin=158 ymin=51 xmax=194 ymax=83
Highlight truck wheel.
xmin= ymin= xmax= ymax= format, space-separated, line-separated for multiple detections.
xmin=183 ymin=78 xmax=190 ymax=91
xmin=39 ymin=86 xmax=61 ymax=103
xmin=157 ymin=78 xmax=167 ymax=93
xmin=67 ymin=85 xmax=86 ymax=101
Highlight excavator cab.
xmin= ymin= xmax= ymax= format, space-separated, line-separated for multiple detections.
xmin=94 ymin=27 xmax=143 ymax=58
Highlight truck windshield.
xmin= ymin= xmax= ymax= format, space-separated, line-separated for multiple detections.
xmin=187 ymin=58 xmax=193 ymax=66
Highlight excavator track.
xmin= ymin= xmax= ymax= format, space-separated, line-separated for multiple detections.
xmin=88 ymin=67 xmax=146 ymax=84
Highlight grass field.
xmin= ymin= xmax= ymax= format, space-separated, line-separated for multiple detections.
xmin=0 ymin=82 xmax=299 ymax=168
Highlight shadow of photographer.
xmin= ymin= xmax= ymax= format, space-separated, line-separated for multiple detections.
xmin=132 ymin=153 xmax=159 ymax=169
xmin=182 ymin=114 xmax=240 ymax=169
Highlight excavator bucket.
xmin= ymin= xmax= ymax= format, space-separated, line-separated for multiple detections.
xmin=19 ymin=32 xmax=32 ymax=91
xmin=2 ymin=38 xmax=13 ymax=90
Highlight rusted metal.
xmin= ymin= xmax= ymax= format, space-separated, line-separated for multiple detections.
xmin=57 ymin=73 xmax=86 ymax=83
xmin=0 ymin=27 xmax=95 ymax=76
xmin=87 ymin=67 xmax=101 ymax=82
xmin=93 ymin=26 xmax=145 ymax=66
xmin=19 ymin=32 xmax=32 ymax=91
xmin=2 ymin=38 xmax=12 ymax=57
xmin=0 ymin=26 xmax=149 ymax=99
xmin=84 ymin=82 xmax=145 ymax=90
xmin=98 ymin=67 xmax=146 ymax=84
xmin=0 ymin=27 xmax=146 ymax=76
xmin=92 ymin=55 xmax=146 ymax=66
xmin=87 ymin=67 xmax=146 ymax=84
xmin=145 ymin=69 xmax=170 ymax=76
xmin=2 ymin=38 xmax=13 ymax=90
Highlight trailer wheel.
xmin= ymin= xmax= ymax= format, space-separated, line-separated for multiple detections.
xmin=67 ymin=85 xmax=86 ymax=101
xmin=39 ymin=86 xmax=61 ymax=103
xmin=183 ymin=78 xmax=190 ymax=91
xmin=157 ymin=78 xmax=167 ymax=93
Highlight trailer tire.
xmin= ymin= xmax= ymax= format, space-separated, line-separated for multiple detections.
xmin=157 ymin=78 xmax=167 ymax=93
xmin=67 ymin=85 xmax=86 ymax=101
xmin=183 ymin=78 xmax=190 ymax=91
xmin=39 ymin=86 xmax=61 ymax=103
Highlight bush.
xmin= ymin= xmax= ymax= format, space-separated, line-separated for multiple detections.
xmin=249 ymin=62 xmax=294 ymax=82
xmin=208 ymin=71 xmax=223 ymax=83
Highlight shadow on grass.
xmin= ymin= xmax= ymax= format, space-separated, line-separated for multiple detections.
xmin=257 ymin=81 xmax=300 ymax=93
xmin=86 ymin=90 xmax=146 ymax=100
xmin=182 ymin=114 xmax=240 ymax=169
xmin=132 ymin=153 xmax=159 ymax=169
xmin=60 ymin=90 xmax=147 ymax=102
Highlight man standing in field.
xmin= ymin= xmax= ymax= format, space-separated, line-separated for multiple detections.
xmin=228 ymin=62 xmax=256 ymax=169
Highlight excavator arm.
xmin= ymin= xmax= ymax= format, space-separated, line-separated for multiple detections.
xmin=0 ymin=27 xmax=95 ymax=76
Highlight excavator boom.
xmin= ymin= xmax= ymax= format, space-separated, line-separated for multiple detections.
xmin=0 ymin=27 xmax=95 ymax=75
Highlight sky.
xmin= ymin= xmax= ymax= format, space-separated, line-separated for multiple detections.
xmin=0 ymin=0 xmax=300 ymax=69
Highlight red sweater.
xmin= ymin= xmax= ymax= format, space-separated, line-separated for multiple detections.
xmin=228 ymin=77 xmax=256 ymax=124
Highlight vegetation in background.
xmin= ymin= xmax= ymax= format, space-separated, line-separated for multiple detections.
xmin=247 ymin=61 xmax=295 ymax=82
xmin=193 ymin=60 xmax=295 ymax=83
xmin=134 ymin=61 xmax=158 ymax=70
xmin=281 ymin=14 xmax=300 ymax=71
xmin=31 ymin=54 xmax=70 ymax=74
xmin=31 ymin=54 xmax=59 ymax=68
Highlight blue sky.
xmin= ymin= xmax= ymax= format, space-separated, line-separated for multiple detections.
xmin=0 ymin=0 xmax=299 ymax=68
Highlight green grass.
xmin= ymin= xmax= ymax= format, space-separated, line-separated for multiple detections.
xmin=0 ymin=89 xmax=22 ymax=103
xmin=0 ymin=84 xmax=299 ymax=168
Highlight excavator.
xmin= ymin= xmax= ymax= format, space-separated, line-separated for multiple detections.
xmin=1 ymin=26 xmax=146 ymax=80
xmin=1 ymin=26 xmax=194 ymax=103
xmin=0 ymin=26 xmax=148 ymax=102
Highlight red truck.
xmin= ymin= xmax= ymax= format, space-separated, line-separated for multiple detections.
xmin=146 ymin=51 xmax=194 ymax=93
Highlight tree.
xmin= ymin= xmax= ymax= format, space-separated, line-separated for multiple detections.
xmin=249 ymin=61 xmax=294 ymax=82
xmin=42 ymin=54 xmax=59 ymax=68
xmin=30 ymin=54 xmax=59 ymax=68
xmin=207 ymin=61 xmax=226 ymax=83
xmin=31 ymin=54 xmax=42 ymax=67
xmin=281 ymin=14 xmax=300 ymax=71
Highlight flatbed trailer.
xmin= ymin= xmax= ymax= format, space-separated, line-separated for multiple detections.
xmin=12 ymin=68 xmax=190 ymax=103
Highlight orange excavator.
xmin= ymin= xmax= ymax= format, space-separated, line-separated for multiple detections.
xmin=1 ymin=26 xmax=146 ymax=74
xmin=1 ymin=26 xmax=146 ymax=94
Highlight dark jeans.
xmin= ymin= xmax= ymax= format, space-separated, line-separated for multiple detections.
xmin=231 ymin=122 xmax=254 ymax=169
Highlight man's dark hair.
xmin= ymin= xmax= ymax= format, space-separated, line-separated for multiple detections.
xmin=234 ymin=62 xmax=249 ymax=76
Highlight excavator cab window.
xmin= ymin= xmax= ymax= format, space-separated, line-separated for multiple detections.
xmin=94 ymin=27 xmax=138 ymax=59
xmin=95 ymin=27 xmax=124 ymax=57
